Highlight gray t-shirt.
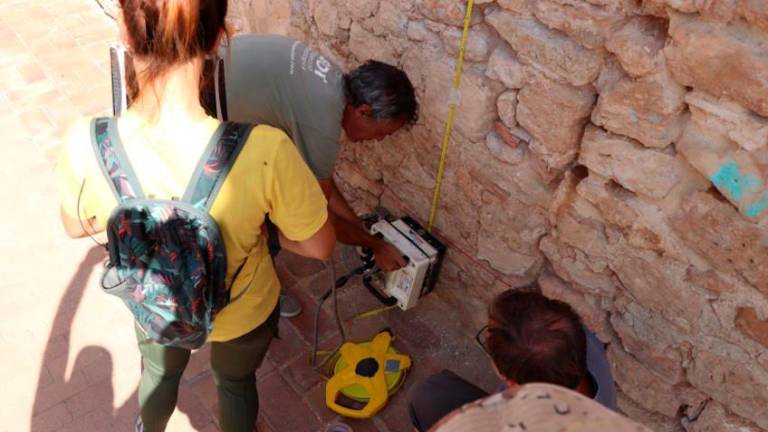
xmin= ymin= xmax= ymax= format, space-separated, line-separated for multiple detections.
xmin=585 ymin=328 xmax=617 ymax=410
xmin=219 ymin=34 xmax=346 ymax=179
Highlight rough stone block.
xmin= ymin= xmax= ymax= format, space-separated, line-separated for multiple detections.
xmin=576 ymin=174 xmax=707 ymax=259
xmin=486 ymin=11 xmax=604 ymax=86
xmin=686 ymin=399 xmax=764 ymax=432
xmin=485 ymin=44 xmax=527 ymax=89
xmin=616 ymin=389 xmax=680 ymax=432
xmin=385 ymin=145 xmax=482 ymax=255
xmin=485 ymin=129 xmax=524 ymax=165
xmin=670 ymin=191 xmax=768 ymax=297
xmin=552 ymin=190 xmax=707 ymax=332
xmin=610 ymin=313 xmax=684 ymax=384
xmin=677 ymin=121 xmax=768 ymax=221
xmin=342 ymin=0 xmax=380 ymax=21
xmin=637 ymin=0 xmax=670 ymax=17
xmin=497 ymin=0 xmax=534 ymax=15
xmin=517 ymin=74 xmax=595 ymax=170
xmin=686 ymin=90 xmax=768 ymax=152
xmin=335 ymin=159 xmax=384 ymax=212
xmin=372 ymin=0 xmax=408 ymax=36
xmin=477 ymin=196 xmax=548 ymax=278
xmin=406 ymin=20 xmax=433 ymax=41
xmin=579 ymin=125 xmax=679 ymax=199
xmin=608 ymin=345 xmax=707 ymax=418
xmin=676 ymin=0 xmax=738 ymax=21
xmin=460 ymin=131 xmax=555 ymax=210
xmin=734 ymin=307 xmax=768 ymax=349
xmin=539 ymin=236 xmax=618 ymax=296
xmin=605 ymin=15 xmax=667 ymax=77
xmin=685 ymin=267 xmax=738 ymax=295
xmin=494 ymin=121 xmax=529 ymax=148
xmin=417 ymin=0 xmax=482 ymax=27
xmin=533 ymin=0 xmax=635 ymax=49
xmin=687 ymin=349 xmax=768 ymax=429
xmin=348 ymin=22 xmax=397 ymax=64
xmin=234 ymin=0 xmax=293 ymax=34
xmin=403 ymin=48 xmax=500 ymax=141
xmin=665 ymin=13 xmax=768 ymax=117
xmin=611 ymin=251 xmax=706 ymax=333
xmin=441 ymin=24 xmax=498 ymax=62
xmin=311 ymin=0 xmax=340 ymax=36
xmin=739 ymin=0 xmax=768 ymax=33
xmin=434 ymin=252 xmax=502 ymax=329
xmin=592 ymin=62 xmax=686 ymax=149
xmin=647 ymin=0 xmax=768 ymax=26
xmin=496 ymin=90 xmax=518 ymax=129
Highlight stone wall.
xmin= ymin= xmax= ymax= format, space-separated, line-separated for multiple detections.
xmin=229 ymin=1 xmax=768 ymax=430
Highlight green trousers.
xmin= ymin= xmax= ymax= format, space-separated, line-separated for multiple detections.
xmin=135 ymin=306 xmax=280 ymax=432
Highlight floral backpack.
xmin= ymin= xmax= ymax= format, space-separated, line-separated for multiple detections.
xmin=91 ymin=117 xmax=253 ymax=349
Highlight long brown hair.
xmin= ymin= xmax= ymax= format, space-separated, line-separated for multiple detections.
xmin=119 ymin=0 xmax=228 ymax=100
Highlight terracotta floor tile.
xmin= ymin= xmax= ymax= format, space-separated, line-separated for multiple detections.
xmin=29 ymin=403 xmax=73 ymax=432
xmin=32 ymin=369 xmax=90 ymax=415
xmin=258 ymin=372 xmax=322 ymax=432
xmin=19 ymin=107 xmax=56 ymax=136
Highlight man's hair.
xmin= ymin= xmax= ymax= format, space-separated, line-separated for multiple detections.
xmin=344 ymin=60 xmax=419 ymax=124
xmin=487 ymin=289 xmax=587 ymax=389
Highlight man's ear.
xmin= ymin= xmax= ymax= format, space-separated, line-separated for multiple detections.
xmin=355 ymin=104 xmax=373 ymax=118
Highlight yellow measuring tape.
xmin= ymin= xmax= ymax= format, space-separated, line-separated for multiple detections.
xmin=427 ymin=0 xmax=475 ymax=231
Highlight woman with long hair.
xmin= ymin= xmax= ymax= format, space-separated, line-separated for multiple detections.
xmin=56 ymin=1 xmax=335 ymax=430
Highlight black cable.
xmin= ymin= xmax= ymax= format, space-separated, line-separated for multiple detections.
xmin=311 ymin=260 xmax=371 ymax=368
xmin=93 ymin=0 xmax=118 ymax=21
xmin=77 ymin=180 xmax=107 ymax=248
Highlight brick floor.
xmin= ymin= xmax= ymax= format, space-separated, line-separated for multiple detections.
xmin=0 ymin=0 xmax=498 ymax=431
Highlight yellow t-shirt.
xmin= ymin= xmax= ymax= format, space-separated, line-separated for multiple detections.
xmin=56 ymin=115 xmax=328 ymax=342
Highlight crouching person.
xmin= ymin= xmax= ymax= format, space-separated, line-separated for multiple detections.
xmin=409 ymin=289 xmax=617 ymax=432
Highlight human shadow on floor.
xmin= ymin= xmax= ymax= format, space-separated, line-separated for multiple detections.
xmin=31 ymin=246 xmax=212 ymax=431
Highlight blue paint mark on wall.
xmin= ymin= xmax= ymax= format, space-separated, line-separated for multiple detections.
xmin=746 ymin=193 xmax=768 ymax=218
xmin=710 ymin=160 xmax=761 ymax=202
xmin=746 ymin=200 xmax=767 ymax=218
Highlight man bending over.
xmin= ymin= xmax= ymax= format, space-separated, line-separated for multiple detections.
xmin=203 ymin=34 xmax=419 ymax=316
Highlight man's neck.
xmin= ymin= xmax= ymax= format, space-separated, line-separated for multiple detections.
xmin=575 ymin=375 xmax=595 ymax=398
xmin=504 ymin=376 xmax=594 ymax=399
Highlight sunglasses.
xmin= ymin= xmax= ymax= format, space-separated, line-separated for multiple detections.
xmin=475 ymin=325 xmax=490 ymax=355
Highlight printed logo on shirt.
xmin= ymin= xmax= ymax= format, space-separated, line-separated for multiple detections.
xmin=289 ymin=40 xmax=332 ymax=84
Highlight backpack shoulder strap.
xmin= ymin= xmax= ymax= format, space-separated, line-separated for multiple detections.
xmin=90 ymin=117 xmax=145 ymax=202
xmin=183 ymin=122 xmax=254 ymax=210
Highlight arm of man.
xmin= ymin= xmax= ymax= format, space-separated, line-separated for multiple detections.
xmin=318 ymin=178 xmax=407 ymax=271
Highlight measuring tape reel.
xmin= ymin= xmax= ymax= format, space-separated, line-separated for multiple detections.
xmin=325 ymin=331 xmax=412 ymax=418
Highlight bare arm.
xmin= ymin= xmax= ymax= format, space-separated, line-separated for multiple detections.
xmin=272 ymin=217 xmax=336 ymax=261
xmin=317 ymin=178 xmax=407 ymax=271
